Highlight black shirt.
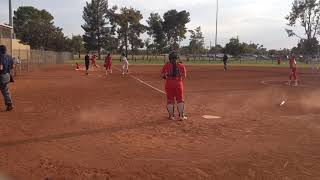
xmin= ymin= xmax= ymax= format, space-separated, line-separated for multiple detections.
xmin=0 ymin=54 xmax=13 ymax=74
xmin=223 ymin=55 xmax=228 ymax=63
xmin=85 ymin=55 xmax=90 ymax=64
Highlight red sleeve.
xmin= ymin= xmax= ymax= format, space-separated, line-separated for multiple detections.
xmin=161 ymin=64 xmax=168 ymax=74
xmin=180 ymin=64 xmax=186 ymax=78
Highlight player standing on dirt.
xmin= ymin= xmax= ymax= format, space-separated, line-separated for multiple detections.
xmin=0 ymin=45 xmax=14 ymax=111
xmin=278 ymin=55 xmax=282 ymax=65
xmin=121 ymin=53 xmax=129 ymax=75
xmin=104 ymin=53 xmax=113 ymax=76
xmin=289 ymin=55 xmax=298 ymax=86
xmin=161 ymin=51 xmax=187 ymax=121
xmin=223 ymin=54 xmax=228 ymax=71
xmin=91 ymin=54 xmax=98 ymax=69
xmin=85 ymin=52 xmax=90 ymax=75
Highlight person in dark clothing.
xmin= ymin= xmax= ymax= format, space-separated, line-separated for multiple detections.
xmin=0 ymin=45 xmax=14 ymax=111
xmin=84 ymin=52 xmax=90 ymax=75
xmin=223 ymin=54 xmax=228 ymax=71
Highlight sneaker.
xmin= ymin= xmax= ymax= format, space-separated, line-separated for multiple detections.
xmin=6 ymin=105 xmax=14 ymax=112
xmin=293 ymin=81 xmax=298 ymax=86
xmin=179 ymin=115 xmax=188 ymax=121
xmin=169 ymin=115 xmax=175 ymax=120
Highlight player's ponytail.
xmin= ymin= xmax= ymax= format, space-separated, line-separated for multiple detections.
xmin=169 ymin=51 xmax=178 ymax=77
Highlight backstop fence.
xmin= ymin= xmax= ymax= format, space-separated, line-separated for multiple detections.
xmin=12 ymin=49 xmax=73 ymax=75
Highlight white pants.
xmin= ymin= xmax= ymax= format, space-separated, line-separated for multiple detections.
xmin=122 ymin=62 xmax=129 ymax=72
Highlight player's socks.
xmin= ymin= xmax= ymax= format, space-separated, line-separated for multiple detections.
xmin=167 ymin=104 xmax=175 ymax=119
xmin=177 ymin=102 xmax=187 ymax=120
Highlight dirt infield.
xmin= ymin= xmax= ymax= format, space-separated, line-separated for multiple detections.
xmin=0 ymin=64 xmax=320 ymax=179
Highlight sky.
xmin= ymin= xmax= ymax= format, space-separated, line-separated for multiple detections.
xmin=0 ymin=0 xmax=302 ymax=49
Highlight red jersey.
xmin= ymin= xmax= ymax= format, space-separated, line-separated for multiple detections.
xmin=161 ymin=63 xmax=186 ymax=82
xmin=105 ymin=56 xmax=112 ymax=65
xmin=91 ymin=55 xmax=96 ymax=62
xmin=289 ymin=57 xmax=297 ymax=68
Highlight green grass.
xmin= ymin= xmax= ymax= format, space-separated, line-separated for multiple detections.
xmin=65 ymin=58 xmax=315 ymax=68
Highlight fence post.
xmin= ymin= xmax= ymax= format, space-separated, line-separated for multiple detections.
xmin=27 ymin=50 xmax=30 ymax=72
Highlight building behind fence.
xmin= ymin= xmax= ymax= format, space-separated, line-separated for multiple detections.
xmin=1 ymin=24 xmax=73 ymax=75
xmin=0 ymin=24 xmax=12 ymax=55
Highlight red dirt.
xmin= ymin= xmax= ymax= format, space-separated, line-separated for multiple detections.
xmin=0 ymin=64 xmax=320 ymax=180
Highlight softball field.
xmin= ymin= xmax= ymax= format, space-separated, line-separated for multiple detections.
xmin=0 ymin=65 xmax=320 ymax=179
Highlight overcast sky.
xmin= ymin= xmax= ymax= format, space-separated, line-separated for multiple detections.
xmin=0 ymin=0 xmax=301 ymax=49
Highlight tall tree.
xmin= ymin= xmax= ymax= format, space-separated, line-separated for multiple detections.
xmin=163 ymin=10 xmax=190 ymax=50
xmin=71 ymin=35 xmax=85 ymax=59
xmin=188 ymin=26 xmax=205 ymax=54
xmin=82 ymin=0 xmax=115 ymax=58
xmin=13 ymin=6 xmax=69 ymax=51
xmin=286 ymin=0 xmax=320 ymax=55
xmin=294 ymin=37 xmax=319 ymax=54
xmin=224 ymin=37 xmax=244 ymax=57
xmin=147 ymin=13 xmax=166 ymax=53
xmin=113 ymin=7 xmax=146 ymax=57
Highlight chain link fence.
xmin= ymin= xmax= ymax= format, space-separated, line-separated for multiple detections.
xmin=12 ymin=49 xmax=73 ymax=75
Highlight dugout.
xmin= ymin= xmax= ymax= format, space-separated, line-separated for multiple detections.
xmin=0 ymin=24 xmax=12 ymax=55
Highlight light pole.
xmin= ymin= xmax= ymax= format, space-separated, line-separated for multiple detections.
xmin=9 ymin=0 xmax=13 ymax=27
xmin=214 ymin=0 xmax=219 ymax=61
xmin=9 ymin=0 xmax=14 ymax=56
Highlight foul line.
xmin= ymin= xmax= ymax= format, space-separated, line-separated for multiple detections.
xmin=261 ymin=80 xmax=308 ymax=87
xmin=113 ymin=67 xmax=166 ymax=95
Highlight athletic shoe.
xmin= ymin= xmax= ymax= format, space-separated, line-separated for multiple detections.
xmin=293 ymin=81 xmax=298 ymax=86
xmin=6 ymin=105 xmax=14 ymax=112
xmin=179 ymin=115 xmax=188 ymax=121
xmin=169 ymin=116 xmax=175 ymax=120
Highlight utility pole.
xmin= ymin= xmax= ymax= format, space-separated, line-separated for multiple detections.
xmin=9 ymin=0 xmax=14 ymax=56
xmin=214 ymin=0 xmax=219 ymax=61
xmin=9 ymin=0 xmax=13 ymax=28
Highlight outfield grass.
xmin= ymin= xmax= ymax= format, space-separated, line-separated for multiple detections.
xmin=66 ymin=58 xmax=316 ymax=68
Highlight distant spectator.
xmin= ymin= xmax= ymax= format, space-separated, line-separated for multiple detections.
xmin=12 ymin=56 xmax=21 ymax=76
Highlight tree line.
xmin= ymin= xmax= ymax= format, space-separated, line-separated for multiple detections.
xmin=13 ymin=0 xmax=315 ymax=59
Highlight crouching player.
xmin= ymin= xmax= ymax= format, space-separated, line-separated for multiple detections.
xmin=289 ymin=55 xmax=298 ymax=86
xmin=161 ymin=51 xmax=187 ymax=121
xmin=104 ymin=53 xmax=113 ymax=76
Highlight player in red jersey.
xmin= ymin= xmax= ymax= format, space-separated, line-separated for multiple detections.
xmin=289 ymin=55 xmax=298 ymax=86
xmin=91 ymin=54 xmax=98 ymax=69
xmin=104 ymin=53 xmax=112 ymax=76
xmin=161 ymin=51 xmax=187 ymax=121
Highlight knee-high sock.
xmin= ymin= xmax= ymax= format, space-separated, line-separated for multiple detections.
xmin=177 ymin=102 xmax=185 ymax=117
xmin=167 ymin=104 xmax=174 ymax=116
